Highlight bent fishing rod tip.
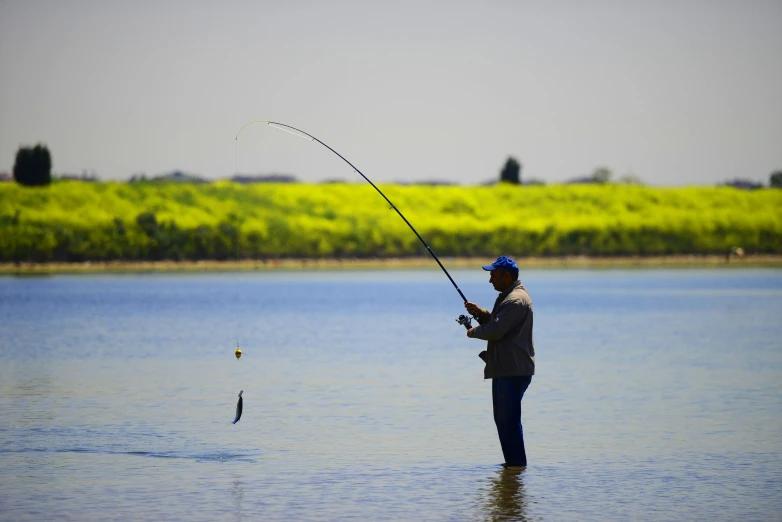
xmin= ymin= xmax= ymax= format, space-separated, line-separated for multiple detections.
xmin=236 ymin=120 xmax=473 ymax=325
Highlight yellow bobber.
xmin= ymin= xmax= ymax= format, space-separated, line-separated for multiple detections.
xmin=235 ymin=348 xmax=242 ymax=359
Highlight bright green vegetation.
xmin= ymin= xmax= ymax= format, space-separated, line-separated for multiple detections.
xmin=1 ymin=181 xmax=780 ymax=262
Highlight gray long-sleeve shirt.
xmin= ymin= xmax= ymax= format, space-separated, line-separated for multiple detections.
xmin=471 ymin=279 xmax=535 ymax=379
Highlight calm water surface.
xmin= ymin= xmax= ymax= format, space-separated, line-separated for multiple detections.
xmin=1 ymin=268 xmax=781 ymax=521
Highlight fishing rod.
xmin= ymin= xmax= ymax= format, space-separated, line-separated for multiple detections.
xmin=235 ymin=120 xmax=476 ymax=329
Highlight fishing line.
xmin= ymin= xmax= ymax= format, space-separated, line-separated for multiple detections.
xmin=235 ymin=120 xmax=476 ymax=329
xmin=233 ymin=139 xmax=240 ymax=353
xmin=231 ymin=139 xmax=244 ymax=425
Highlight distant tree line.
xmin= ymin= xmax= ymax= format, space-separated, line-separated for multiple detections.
xmin=495 ymin=155 xmax=782 ymax=189
xmin=7 ymin=144 xmax=782 ymax=189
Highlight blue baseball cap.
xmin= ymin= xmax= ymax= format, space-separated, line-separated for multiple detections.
xmin=482 ymin=255 xmax=519 ymax=273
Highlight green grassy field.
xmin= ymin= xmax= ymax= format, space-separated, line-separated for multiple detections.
xmin=1 ymin=181 xmax=780 ymax=262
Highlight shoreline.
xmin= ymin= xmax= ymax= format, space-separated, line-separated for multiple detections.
xmin=1 ymin=254 xmax=780 ymax=274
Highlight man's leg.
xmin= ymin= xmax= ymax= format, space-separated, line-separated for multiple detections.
xmin=492 ymin=376 xmax=532 ymax=467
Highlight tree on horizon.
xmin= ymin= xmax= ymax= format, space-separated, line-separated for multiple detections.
xmin=500 ymin=157 xmax=522 ymax=184
xmin=13 ymin=144 xmax=52 ymax=186
xmin=590 ymin=166 xmax=613 ymax=184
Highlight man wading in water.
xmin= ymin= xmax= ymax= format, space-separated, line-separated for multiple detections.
xmin=465 ymin=256 xmax=535 ymax=469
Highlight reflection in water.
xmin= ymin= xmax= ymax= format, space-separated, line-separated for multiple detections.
xmin=484 ymin=467 xmax=527 ymax=521
xmin=231 ymin=476 xmax=245 ymax=522
xmin=10 ymin=375 xmax=56 ymax=427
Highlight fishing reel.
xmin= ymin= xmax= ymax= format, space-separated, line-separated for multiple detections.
xmin=456 ymin=314 xmax=473 ymax=330
xmin=457 ymin=314 xmax=487 ymax=362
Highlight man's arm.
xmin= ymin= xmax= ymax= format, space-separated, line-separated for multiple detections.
xmin=469 ymin=300 xmax=527 ymax=341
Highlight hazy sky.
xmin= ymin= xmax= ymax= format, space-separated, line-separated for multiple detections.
xmin=1 ymin=0 xmax=780 ymax=185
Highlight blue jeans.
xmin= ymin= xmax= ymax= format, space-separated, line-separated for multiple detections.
xmin=492 ymin=376 xmax=532 ymax=467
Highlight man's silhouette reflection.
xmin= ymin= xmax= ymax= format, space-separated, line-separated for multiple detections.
xmin=485 ymin=466 xmax=528 ymax=521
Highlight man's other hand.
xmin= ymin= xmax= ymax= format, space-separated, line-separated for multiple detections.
xmin=464 ymin=302 xmax=483 ymax=316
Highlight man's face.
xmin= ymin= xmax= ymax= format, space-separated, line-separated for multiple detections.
xmin=489 ymin=269 xmax=511 ymax=292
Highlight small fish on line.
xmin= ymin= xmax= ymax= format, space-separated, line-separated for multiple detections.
xmin=232 ymin=390 xmax=243 ymax=424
